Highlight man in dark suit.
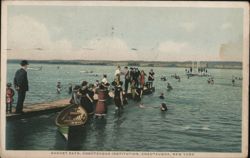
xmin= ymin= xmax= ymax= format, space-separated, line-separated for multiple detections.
xmin=14 ymin=60 xmax=29 ymax=114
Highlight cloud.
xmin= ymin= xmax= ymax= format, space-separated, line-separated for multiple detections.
xmin=7 ymin=15 xmax=73 ymax=60
xmin=156 ymin=40 xmax=217 ymax=61
xmin=7 ymin=15 xmax=222 ymax=61
xmin=75 ymin=37 xmax=138 ymax=61
xmin=180 ymin=22 xmax=196 ymax=32
xmin=158 ymin=41 xmax=190 ymax=53
xmin=221 ymin=23 xmax=232 ymax=30
xmin=8 ymin=15 xmax=51 ymax=49
xmin=7 ymin=15 xmax=138 ymax=61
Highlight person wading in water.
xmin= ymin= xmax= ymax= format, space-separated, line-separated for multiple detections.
xmin=114 ymin=81 xmax=124 ymax=111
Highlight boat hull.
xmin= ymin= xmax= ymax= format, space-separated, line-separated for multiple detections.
xmin=126 ymin=87 xmax=155 ymax=99
xmin=55 ymin=104 xmax=88 ymax=140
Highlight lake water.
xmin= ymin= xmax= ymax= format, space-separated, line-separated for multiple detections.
xmin=6 ymin=63 xmax=242 ymax=152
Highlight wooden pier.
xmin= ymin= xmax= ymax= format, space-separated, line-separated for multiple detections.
xmin=6 ymin=99 xmax=70 ymax=121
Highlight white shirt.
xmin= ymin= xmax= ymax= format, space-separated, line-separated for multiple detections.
xmin=102 ymin=78 xmax=108 ymax=84
xmin=114 ymin=69 xmax=121 ymax=76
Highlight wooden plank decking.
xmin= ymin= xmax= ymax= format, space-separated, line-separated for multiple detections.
xmin=6 ymin=99 xmax=70 ymax=120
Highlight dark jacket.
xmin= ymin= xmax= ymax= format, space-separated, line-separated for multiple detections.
xmin=14 ymin=68 xmax=29 ymax=91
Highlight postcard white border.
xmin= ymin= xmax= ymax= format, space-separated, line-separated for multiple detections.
xmin=1 ymin=1 xmax=249 ymax=158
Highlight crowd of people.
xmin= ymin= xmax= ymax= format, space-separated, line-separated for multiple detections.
xmin=65 ymin=65 xmax=162 ymax=117
xmin=207 ymin=77 xmax=214 ymax=85
xmin=7 ymin=60 xmax=243 ymax=116
xmin=109 ymin=66 xmax=155 ymax=109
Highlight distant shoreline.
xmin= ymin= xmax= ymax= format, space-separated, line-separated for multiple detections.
xmin=7 ymin=59 xmax=242 ymax=70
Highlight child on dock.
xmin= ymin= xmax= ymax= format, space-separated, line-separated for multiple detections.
xmin=6 ymin=83 xmax=15 ymax=113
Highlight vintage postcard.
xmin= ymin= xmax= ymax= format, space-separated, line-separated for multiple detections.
xmin=0 ymin=1 xmax=249 ymax=158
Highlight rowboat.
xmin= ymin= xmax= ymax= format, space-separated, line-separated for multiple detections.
xmin=55 ymin=104 xmax=88 ymax=140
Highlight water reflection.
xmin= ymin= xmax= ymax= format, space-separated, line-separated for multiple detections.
xmin=6 ymin=120 xmax=28 ymax=150
xmin=111 ymin=111 xmax=127 ymax=150
xmin=67 ymin=125 xmax=87 ymax=150
xmin=93 ymin=118 xmax=107 ymax=150
xmin=53 ymin=131 xmax=67 ymax=150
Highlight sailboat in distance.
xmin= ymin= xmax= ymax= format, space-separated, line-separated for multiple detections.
xmin=186 ymin=61 xmax=210 ymax=77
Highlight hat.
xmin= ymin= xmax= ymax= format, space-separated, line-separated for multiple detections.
xmin=118 ymin=81 xmax=123 ymax=86
xmin=81 ymin=81 xmax=88 ymax=86
xmin=73 ymin=85 xmax=81 ymax=90
xmin=20 ymin=60 xmax=29 ymax=66
xmin=7 ymin=83 xmax=12 ymax=87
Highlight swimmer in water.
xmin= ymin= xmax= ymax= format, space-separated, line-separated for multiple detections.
xmin=56 ymin=82 xmax=62 ymax=94
xmin=161 ymin=103 xmax=168 ymax=111
xmin=167 ymin=83 xmax=173 ymax=91
xmin=159 ymin=93 xmax=164 ymax=99
xmin=232 ymin=78 xmax=235 ymax=86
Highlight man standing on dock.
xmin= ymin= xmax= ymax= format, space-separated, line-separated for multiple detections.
xmin=14 ymin=60 xmax=29 ymax=114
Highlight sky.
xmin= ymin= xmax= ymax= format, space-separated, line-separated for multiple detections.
xmin=6 ymin=5 xmax=244 ymax=61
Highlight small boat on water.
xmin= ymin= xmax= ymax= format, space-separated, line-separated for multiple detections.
xmin=27 ymin=66 xmax=42 ymax=71
xmin=80 ymin=70 xmax=94 ymax=73
xmin=186 ymin=61 xmax=211 ymax=77
xmin=126 ymin=86 xmax=155 ymax=99
xmin=55 ymin=104 xmax=88 ymax=140
xmin=142 ymin=86 xmax=155 ymax=95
